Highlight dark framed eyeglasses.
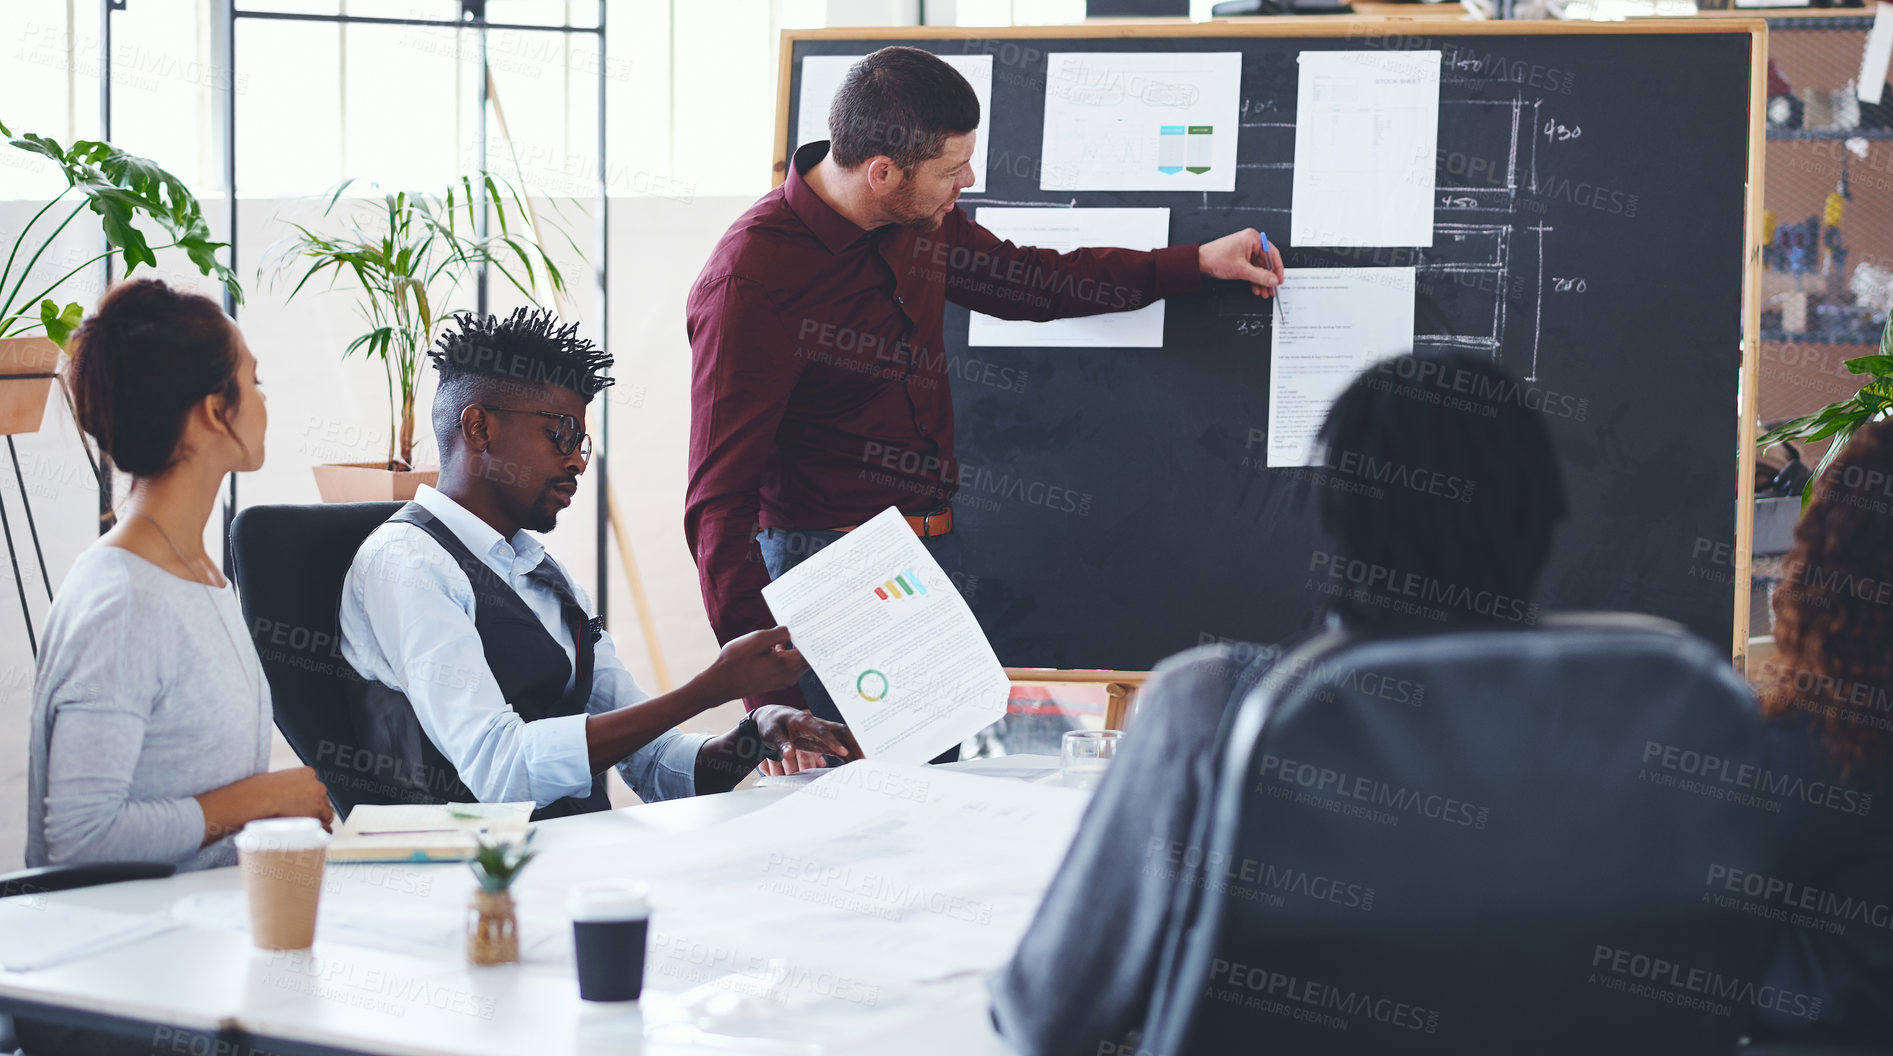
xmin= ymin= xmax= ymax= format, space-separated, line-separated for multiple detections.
xmin=479 ymin=405 xmax=593 ymax=463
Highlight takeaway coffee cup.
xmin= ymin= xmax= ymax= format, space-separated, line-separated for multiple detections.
xmin=568 ymin=881 xmax=650 ymax=1002
xmin=235 ymin=817 xmax=329 ymax=950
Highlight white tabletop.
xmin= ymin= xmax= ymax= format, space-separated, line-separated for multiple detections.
xmin=0 ymin=758 xmax=1066 ymax=1055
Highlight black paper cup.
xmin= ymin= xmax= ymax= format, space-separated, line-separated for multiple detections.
xmin=568 ymin=882 xmax=650 ymax=1002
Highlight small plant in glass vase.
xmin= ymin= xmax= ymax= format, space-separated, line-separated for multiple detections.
xmin=466 ymin=828 xmax=536 ymax=966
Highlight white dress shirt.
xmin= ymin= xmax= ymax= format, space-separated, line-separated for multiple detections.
xmin=340 ymin=485 xmax=706 ymax=806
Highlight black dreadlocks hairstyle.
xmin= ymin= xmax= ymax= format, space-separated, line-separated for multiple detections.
xmin=1312 ymin=350 xmax=1568 ymax=631
xmin=429 ymin=307 xmax=613 ymax=455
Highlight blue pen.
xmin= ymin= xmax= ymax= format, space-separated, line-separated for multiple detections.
xmin=1259 ymin=230 xmax=1286 ymax=322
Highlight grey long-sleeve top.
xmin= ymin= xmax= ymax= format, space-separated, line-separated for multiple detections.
xmin=26 ymin=547 xmax=272 ymax=871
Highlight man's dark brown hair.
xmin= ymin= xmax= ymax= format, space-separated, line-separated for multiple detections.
xmin=827 ymin=46 xmax=980 ymax=172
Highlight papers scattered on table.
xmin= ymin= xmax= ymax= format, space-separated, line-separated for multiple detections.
xmin=754 ymin=754 xmax=1065 ymax=788
xmin=797 ymin=53 xmax=994 ymax=193
xmin=0 ymin=897 xmax=180 ymax=971
xmin=968 ymin=207 xmax=1171 ymax=348
xmin=1267 ymin=267 xmax=1417 ymax=467
xmin=326 ymin=801 xmax=533 ymax=863
xmin=937 ymin=763 xmax=1061 ymax=784
xmin=537 ymin=760 xmax=1087 ymax=998
xmin=643 ymin=971 xmax=990 ymax=1055
xmin=1291 ymin=50 xmax=1441 ymax=248
xmin=1040 ymin=52 xmax=1242 ymax=192
xmin=762 ymin=507 xmax=1009 ymax=764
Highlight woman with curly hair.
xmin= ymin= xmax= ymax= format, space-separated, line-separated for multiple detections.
xmin=1754 ymin=419 xmax=1893 ymax=1045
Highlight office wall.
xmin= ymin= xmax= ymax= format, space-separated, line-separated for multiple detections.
xmin=0 ymin=191 xmax=757 ymax=871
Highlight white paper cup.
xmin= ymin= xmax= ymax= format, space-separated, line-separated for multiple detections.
xmin=236 ymin=818 xmax=329 ymax=950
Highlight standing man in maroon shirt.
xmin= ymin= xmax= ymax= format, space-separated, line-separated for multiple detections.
xmin=685 ymin=47 xmax=1284 ymax=771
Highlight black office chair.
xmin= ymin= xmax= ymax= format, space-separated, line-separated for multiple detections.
xmin=229 ymin=501 xmax=400 ymax=818
xmin=0 ymin=862 xmax=176 ymax=900
xmin=1139 ymin=614 xmax=1784 ymax=1056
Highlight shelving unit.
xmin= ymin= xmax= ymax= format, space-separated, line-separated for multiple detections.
xmin=1768 ymin=127 xmax=1893 ymax=140
xmin=1757 ymin=13 xmax=1890 ymax=438
xmin=1758 ymin=328 xmax=1880 ymax=344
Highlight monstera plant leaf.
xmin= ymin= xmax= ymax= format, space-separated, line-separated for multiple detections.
xmin=37 ymin=299 xmax=82 ymax=347
xmin=1 ymin=123 xmax=240 ymax=345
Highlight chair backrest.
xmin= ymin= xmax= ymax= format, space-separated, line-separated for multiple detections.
xmin=1141 ymin=614 xmax=1783 ymax=1056
xmin=230 ymin=502 xmax=399 ymax=816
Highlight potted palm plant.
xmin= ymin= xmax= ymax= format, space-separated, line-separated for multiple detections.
xmin=1757 ymin=311 xmax=1893 ymax=516
xmin=0 ymin=119 xmax=239 ymax=437
xmin=269 ymin=175 xmax=572 ymax=502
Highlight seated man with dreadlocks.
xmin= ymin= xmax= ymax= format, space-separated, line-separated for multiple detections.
xmin=339 ymin=308 xmax=859 ymax=815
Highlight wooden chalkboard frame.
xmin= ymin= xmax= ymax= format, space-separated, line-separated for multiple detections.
xmin=773 ymin=17 xmax=1767 ymax=667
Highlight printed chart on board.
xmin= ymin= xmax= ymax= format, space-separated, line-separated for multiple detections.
xmin=1039 ymin=52 xmax=1242 ymax=192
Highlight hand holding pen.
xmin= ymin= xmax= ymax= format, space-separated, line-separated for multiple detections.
xmin=1197 ymin=228 xmax=1285 ymax=297
xmin=1258 ymin=230 xmax=1287 ymax=321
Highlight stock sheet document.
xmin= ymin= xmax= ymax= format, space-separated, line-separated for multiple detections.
xmin=535 ymin=761 xmax=1089 ymax=1048
xmin=798 ymin=53 xmax=995 ymax=193
xmin=762 ymin=507 xmax=1010 ymax=762
xmin=968 ymin=206 xmax=1171 ymax=348
xmin=1267 ymin=267 xmax=1417 ymax=467
xmin=1040 ymin=52 xmax=1242 ymax=192
xmin=1291 ymin=50 xmax=1442 ymax=247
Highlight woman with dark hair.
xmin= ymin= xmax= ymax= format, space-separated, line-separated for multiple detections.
xmin=991 ymin=350 xmax=1570 ymax=1056
xmin=1753 ymin=420 xmax=1893 ymax=1045
xmin=25 ymin=277 xmax=331 ymax=874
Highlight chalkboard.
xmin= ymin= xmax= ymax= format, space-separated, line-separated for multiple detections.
xmin=777 ymin=21 xmax=1762 ymax=670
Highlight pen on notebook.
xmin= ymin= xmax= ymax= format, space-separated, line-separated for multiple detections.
xmin=1259 ymin=230 xmax=1286 ymax=323
xmin=356 ymin=826 xmax=491 ymax=837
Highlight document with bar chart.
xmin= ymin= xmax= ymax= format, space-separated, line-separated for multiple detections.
xmin=1039 ymin=52 xmax=1241 ymax=192
xmin=762 ymin=508 xmax=1009 ymax=762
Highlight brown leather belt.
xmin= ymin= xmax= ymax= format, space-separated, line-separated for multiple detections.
xmin=835 ymin=507 xmax=953 ymax=537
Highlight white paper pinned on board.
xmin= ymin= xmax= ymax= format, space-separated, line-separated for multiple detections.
xmin=1039 ymin=52 xmax=1242 ymax=192
xmin=1267 ymin=267 xmax=1417 ymax=468
xmin=968 ymin=206 xmax=1171 ymax=348
xmin=1291 ymin=50 xmax=1442 ymax=248
xmin=797 ymin=54 xmax=995 ymax=193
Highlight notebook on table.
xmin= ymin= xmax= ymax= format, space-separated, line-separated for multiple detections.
xmin=326 ymin=802 xmax=533 ymax=863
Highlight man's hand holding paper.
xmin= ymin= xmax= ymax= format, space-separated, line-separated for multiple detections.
xmin=761 ymin=507 xmax=1010 ymax=765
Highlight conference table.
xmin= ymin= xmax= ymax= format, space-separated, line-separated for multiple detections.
xmin=0 ymin=757 xmax=1070 ymax=1056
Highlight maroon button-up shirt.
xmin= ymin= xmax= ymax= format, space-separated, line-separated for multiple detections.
xmin=685 ymin=141 xmax=1203 ymax=710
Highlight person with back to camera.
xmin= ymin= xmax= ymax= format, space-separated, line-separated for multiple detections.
xmin=1751 ymin=419 xmax=1893 ymax=1045
xmin=989 ymin=350 xmax=1570 ymax=1056
xmin=18 ymin=278 xmax=333 ymax=1056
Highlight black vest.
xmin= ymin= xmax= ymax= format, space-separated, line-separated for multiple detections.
xmin=342 ymin=503 xmax=609 ymax=821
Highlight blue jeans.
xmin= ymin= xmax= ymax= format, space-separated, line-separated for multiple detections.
xmin=756 ymin=526 xmax=965 ymax=762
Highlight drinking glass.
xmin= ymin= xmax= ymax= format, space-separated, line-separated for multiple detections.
xmin=1060 ymin=730 xmax=1122 ymax=790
